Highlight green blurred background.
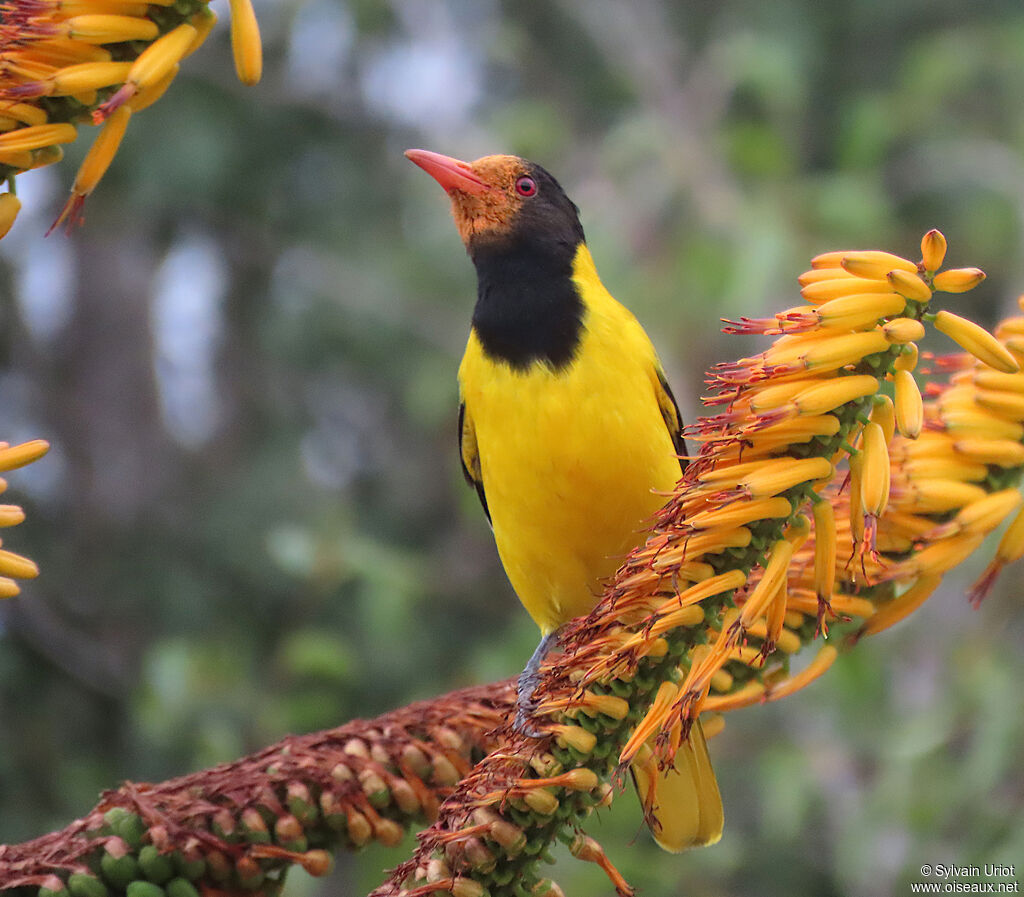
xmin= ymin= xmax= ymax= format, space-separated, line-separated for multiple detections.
xmin=1 ymin=1 xmax=1023 ymax=894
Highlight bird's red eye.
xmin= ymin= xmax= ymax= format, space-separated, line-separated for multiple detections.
xmin=515 ymin=175 xmax=537 ymax=197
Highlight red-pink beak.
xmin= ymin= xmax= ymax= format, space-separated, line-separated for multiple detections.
xmin=405 ymin=149 xmax=490 ymax=195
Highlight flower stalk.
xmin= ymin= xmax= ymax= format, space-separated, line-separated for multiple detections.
xmin=0 ymin=0 xmax=263 ymax=234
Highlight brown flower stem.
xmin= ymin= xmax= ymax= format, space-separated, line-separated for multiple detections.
xmin=0 ymin=681 xmax=514 ymax=896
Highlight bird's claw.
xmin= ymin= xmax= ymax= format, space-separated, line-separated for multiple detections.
xmin=514 ymin=627 xmax=562 ymax=738
xmin=514 ymin=668 xmax=546 ymax=738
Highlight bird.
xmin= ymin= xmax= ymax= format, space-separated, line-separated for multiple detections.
xmin=406 ymin=148 xmax=723 ymax=851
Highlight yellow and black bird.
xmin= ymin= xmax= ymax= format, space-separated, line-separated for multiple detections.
xmin=406 ymin=148 xmax=723 ymax=851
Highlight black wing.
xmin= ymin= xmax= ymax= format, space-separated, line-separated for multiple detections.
xmin=655 ymin=368 xmax=689 ymax=474
xmin=458 ymin=401 xmax=490 ymax=523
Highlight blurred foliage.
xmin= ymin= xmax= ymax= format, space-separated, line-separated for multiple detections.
xmin=1 ymin=0 xmax=1023 ymax=895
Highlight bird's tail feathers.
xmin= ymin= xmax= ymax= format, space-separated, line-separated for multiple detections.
xmin=628 ymin=717 xmax=723 ymax=852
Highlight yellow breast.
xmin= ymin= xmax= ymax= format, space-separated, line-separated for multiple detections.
xmin=458 ymin=245 xmax=682 ymax=633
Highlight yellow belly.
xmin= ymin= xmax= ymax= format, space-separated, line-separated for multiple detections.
xmin=459 ymin=253 xmax=681 ymax=633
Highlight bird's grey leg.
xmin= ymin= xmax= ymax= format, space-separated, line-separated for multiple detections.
xmin=515 ymin=628 xmax=563 ymax=736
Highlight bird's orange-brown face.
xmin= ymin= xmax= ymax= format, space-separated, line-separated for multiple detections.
xmin=405 ymin=150 xmax=543 ymax=245
xmin=406 ymin=149 xmax=586 ymax=369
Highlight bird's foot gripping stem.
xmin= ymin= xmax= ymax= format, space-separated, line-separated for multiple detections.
xmin=515 ymin=628 xmax=562 ymax=737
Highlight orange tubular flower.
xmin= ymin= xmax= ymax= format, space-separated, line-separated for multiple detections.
xmin=0 ymin=0 xmax=263 ymax=236
xmin=0 ymin=439 xmax=49 ymax=599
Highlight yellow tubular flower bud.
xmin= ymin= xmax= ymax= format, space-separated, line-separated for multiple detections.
xmin=875 ymin=531 xmax=913 ymax=553
xmin=995 ymin=318 xmax=1024 ymax=339
xmin=930 ymin=489 xmax=1023 ymax=539
xmin=65 ymin=14 xmax=159 ymax=43
xmin=953 ymin=438 xmax=1024 ymax=467
xmin=995 ymin=504 xmax=1024 ymax=564
xmin=920 ymin=229 xmax=947 ymax=272
xmin=71 ymin=89 xmax=99 ymax=107
xmin=883 ymin=317 xmax=926 ymax=344
xmin=812 ymin=500 xmax=837 ymax=608
xmin=653 ymin=571 xmax=749 ymax=619
xmin=766 ymin=325 xmax=845 ymax=355
xmin=907 ymin=479 xmax=988 ymax=513
xmin=775 ymin=626 xmax=802 ymax=654
xmin=50 ymin=60 xmax=132 ymax=95
xmin=1004 ymin=336 xmax=1024 ymax=362
xmin=747 ymin=589 xmax=787 ymax=651
xmin=747 ymin=414 xmax=842 ymax=447
xmin=0 ymin=506 xmax=26 ymax=527
xmin=0 ymin=103 xmax=49 ymax=127
xmin=72 ymin=105 xmax=130 ymax=195
xmin=933 ymin=310 xmax=1019 ymax=373
xmin=0 ymin=578 xmax=21 ymax=599
xmin=942 ymin=383 xmax=988 ymax=413
xmin=798 ymin=266 xmax=856 ymax=286
xmin=748 ymin=378 xmax=820 ymax=413
xmin=904 ymin=456 xmax=988 ymax=482
xmin=629 ymin=602 xmax=712 ymax=642
xmin=857 ymin=575 xmax=942 ymax=638
xmin=798 ymin=330 xmax=890 ymax=371
xmin=0 ymin=440 xmax=50 ymax=471
xmin=698 ymin=459 xmax=777 ymax=484
xmin=801 ymin=278 xmax=896 ymax=304
xmin=884 ymin=510 xmax=940 ymax=538
xmin=893 ymin=369 xmax=923 ymax=439
xmin=810 ymin=250 xmax=850 ymax=269
xmin=620 ymin=684 xmax=681 ymax=764
xmin=974 ymin=388 xmax=1024 ymax=421
xmin=703 ymin=680 xmax=766 ymax=712
xmin=942 ymin=408 xmax=1024 ymax=441
xmin=0 ymin=193 xmax=21 ymax=239
xmin=127 ymin=64 xmax=177 ymax=113
xmin=848 ymin=452 xmax=864 ymax=542
xmin=869 ymin=395 xmax=896 ymax=445
xmin=785 ymin=513 xmax=812 ymax=550
xmin=973 ymin=370 xmax=1024 ymax=394
xmin=125 ymin=23 xmax=197 ymax=93
xmin=893 ymin=342 xmax=919 ymax=372
xmin=0 ymin=548 xmax=39 ymax=580
xmin=813 ymin=292 xmax=907 ymax=329
xmin=4 ymin=59 xmax=58 ymax=82
xmin=577 ymin=692 xmax=630 ymax=720
xmin=185 ymin=8 xmax=217 ymax=57
xmin=0 ymin=123 xmax=78 ymax=152
xmin=653 ymin=528 xmax=752 ymax=566
xmin=709 ymin=669 xmax=733 ymax=692
xmin=840 ymin=250 xmax=919 ymax=280
xmin=898 ymin=532 xmax=985 ymax=578
xmin=228 ymin=0 xmax=263 ymax=85
xmin=739 ymin=539 xmax=796 ymax=628
xmin=887 ymin=269 xmax=932 ymax=302
xmin=932 ymin=267 xmax=986 ymax=293
xmin=79 ymin=0 xmax=151 ymax=13
xmin=793 ymin=375 xmax=880 ymax=416
xmin=737 ymin=457 xmax=833 ymax=498
xmin=677 ymin=561 xmax=715 ymax=581
xmin=859 ymin=422 xmax=890 ymax=518
xmin=686 ymin=496 xmax=792 ymax=530
xmin=819 ymin=592 xmax=877 ymax=618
